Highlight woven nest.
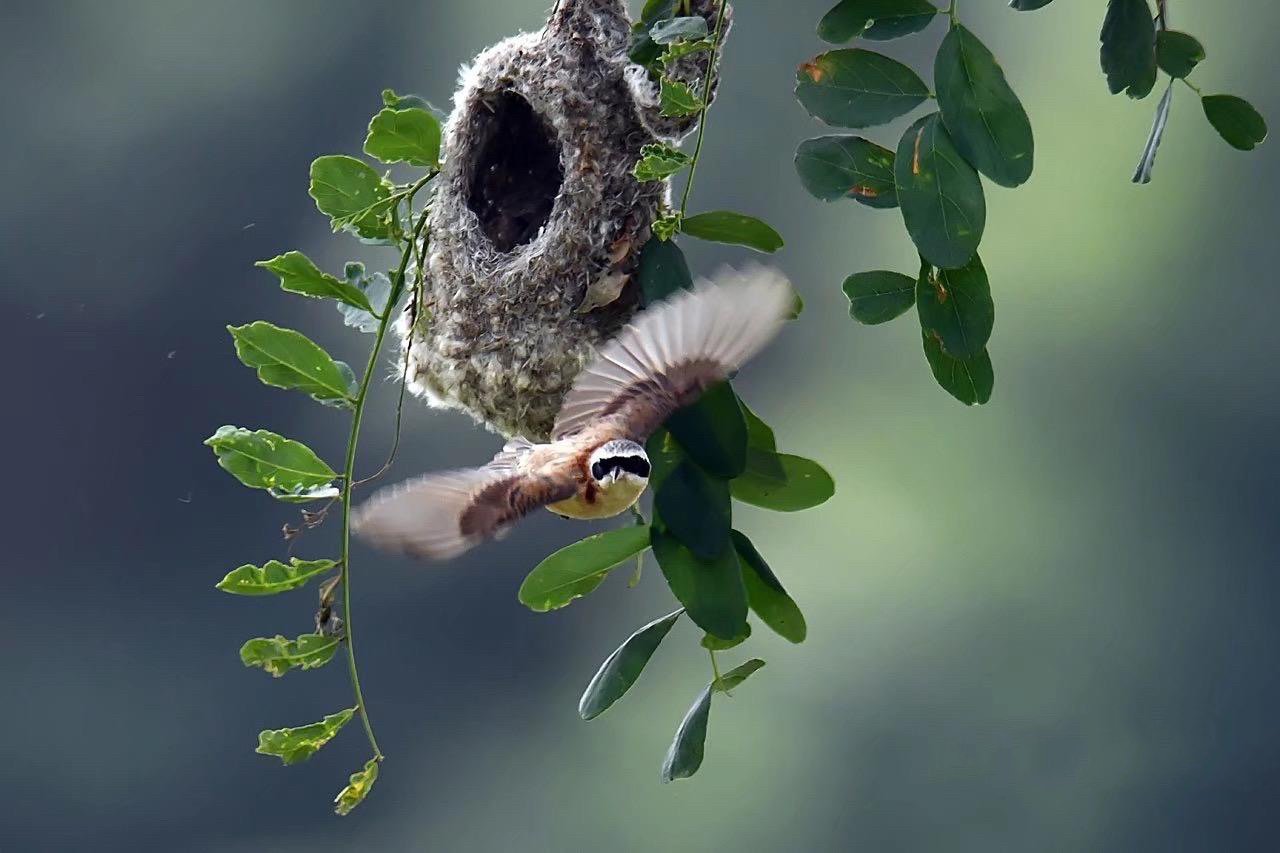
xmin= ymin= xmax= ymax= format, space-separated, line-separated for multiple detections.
xmin=399 ymin=0 xmax=731 ymax=440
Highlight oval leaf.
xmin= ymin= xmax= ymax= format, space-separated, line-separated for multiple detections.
xmin=843 ymin=270 xmax=917 ymax=325
xmin=309 ymin=155 xmax=393 ymax=240
xmin=655 ymin=460 xmax=731 ymax=560
xmin=795 ymin=135 xmax=897 ymax=208
xmin=205 ymin=426 xmax=337 ymax=493
xmin=796 ymin=49 xmax=930 ymax=129
xmin=578 ymin=609 xmax=684 ymax=720
xmin=936 ymin=24 xmax=1034 ymax=188
xmin=228 ymin=322 xmax=353 ymax=406
xmin=818 ymin=0 xmax=937 ymax=44
xmin=334 ymin=759 xmax=379 ymax=816
xmin=733 ymin=530 xmax=807 ymax=644
xmin=665 ymin=381 xmax=748 ymax=479
xmin=1100 ymin=0 xmax=1157 ymax=100
xmin=921 ymin=329 xmax=994 ymax=405
xmin=519 ymin=525 xmax=652 ymax=612
xmin=660 ymin=78 xmax=704 ymax=117
xmin=681 ymin=211 xmax=784 ymax=253
xmin=714 ymin=658 xmax=766 ymax=693
xmin=652 ymin=527 xmax=748 ymax=641
xmin=364 ymin=107 xmax=441 ymax=168
xmin=660 ymin=685 xmax=712 ymax=783
xmin=255 ymin=251 xmax=373 ymax=311
xmin=1155 ymin=30 xmax=1205 ymax=79
xmin=650 ymin=16 xmax=709 ymax=44
xmin=240 ymin=634 xmax=341 ymax=678
xmin=915 ymin=254 xmax=994 ymax=358
xmin=895 ymin=113 xmax=986 ymax=269
xmin=216 ymin=557 xmax=337 ymax=596
xmin=638 ymin=237 xmax=694 ymax=306
xmin=256 ymin=709 xmax=355 ymax=766
xmin=634 ymin=142 xmax=692 ymax=182
xmin=731 ymin=451 xmax=835 ymax=513
xmin=1202 ymin=95 xmax=1268 ymax=151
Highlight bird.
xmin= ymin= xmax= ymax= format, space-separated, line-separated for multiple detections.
xmin=352 ymin=265 xmax=793 ymax=561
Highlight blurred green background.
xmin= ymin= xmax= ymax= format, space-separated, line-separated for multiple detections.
xmin=3 ymin=1 xmax=1278 ymax=850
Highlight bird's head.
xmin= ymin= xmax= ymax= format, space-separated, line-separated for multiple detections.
xmin=588 ymin=439 xmax=651 ymax=488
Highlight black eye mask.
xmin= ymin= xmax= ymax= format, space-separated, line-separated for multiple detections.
xmin=591 ymin=455 xmax=652 ymax=481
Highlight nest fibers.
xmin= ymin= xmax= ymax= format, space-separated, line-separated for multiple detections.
xmin=399 ymin=0 xmax=732 ymax=440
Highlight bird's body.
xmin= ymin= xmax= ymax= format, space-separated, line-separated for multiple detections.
xmin=354 ymin=266 xmax=793 ymax=561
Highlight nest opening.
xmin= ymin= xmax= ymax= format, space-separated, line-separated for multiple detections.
xmin=466 ymin=91 xmax=565 ymax=252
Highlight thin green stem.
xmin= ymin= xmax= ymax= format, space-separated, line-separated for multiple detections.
xmin=708 ymin=648 xmax=723 ymax=684
xmin=946 ymin=0 xmax=959 ymax=22
xmin=1179 ymin=76 xmax=1203 ymax=96
xmin=677 ymin=0 xmax=730 ymax=218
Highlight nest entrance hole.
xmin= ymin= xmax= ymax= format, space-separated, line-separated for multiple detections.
xmin=467 ymin=91 xmax=565 ymax=252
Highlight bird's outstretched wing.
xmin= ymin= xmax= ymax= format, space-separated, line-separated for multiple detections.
xmin=352 ymin=456 xmax=577 ymax=561
xmin=552 ymin=265 xmax=793 ymax=442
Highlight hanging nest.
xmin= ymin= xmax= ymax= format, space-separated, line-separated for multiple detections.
xmin=399 ymin=0 xmax=732 ymax=440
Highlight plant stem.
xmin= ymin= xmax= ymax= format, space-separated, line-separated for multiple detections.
xmin=708 ymin=648 xmax=723 ymax=683
xmin=677 ymin=0 xmax=730 ymax=218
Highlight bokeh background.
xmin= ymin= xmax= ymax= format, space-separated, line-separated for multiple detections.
xmin=3 ymin=1 xmax=1278 ymax=850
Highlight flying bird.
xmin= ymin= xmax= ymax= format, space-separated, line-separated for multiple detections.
xmin=353 ymin=266 xmax=793 ymax=560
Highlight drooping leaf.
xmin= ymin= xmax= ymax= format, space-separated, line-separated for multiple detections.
xmin=817 ymin=0 xmax=937 ymax=44
xmin=518 ymin=525 xmax=652 ymax=612
xmin=1202 ymin=95 xmax=1268 ymax=151
xmin=216 ymin=558 xmax=337 ymax=596
xmin=1132 ymin=81 xmax=1175 ymax=184
xmin=740 ymin=402 xmax=778 ymax=453
xmin=731 ymin=451 xmax=835 ymax=513
xmin=240 ymin=633 xmax=341 ymax=677
xmin=1100 ymin=0 xmax=1157 ymax=100
xmin=364 ymin=107 xmax=442 ymax=168
xmin=579 ymin=609 xmax=684 ymax=720
xmin=843 ymin=270 xmax=917 ymax=324
xmin=268 ymin=484 xmax=342 ymax=504
xmin=334 ymin=759 xmax=379 ymax=816
xmin=205 ymin=426 xmax=337 ymax=494
xmin=794 ymin=135 xmax=897 ymax=208
xmin=652 ymin=527 xmax=748 ymax=641
xmin=935 ymin=24 xmax=1034 ymax=188
xmin=660 ymin=78 xmax=704 ymax=117
xmin=633 ymin=142 xmax=692 ymax=182
xmin=655 ymin=460 xmax=731 ymax=560
xmin=1155 ymin=30 xmax=1205 ymax=79
xmin=665 ymin=381 xmax=748 ymax=479
xmin=733 ymin=530 xmax=807 ymax=644
xmin=895 ymin=113 xmax=986 ymax=269
xmin=255 ymin=251 xmax=373 ymax=311
xmin=228 ymin=322 xmax=353 ymax=406
xmin=1010 ymin=0 xmax=1054 ymax=9
xmin=650 ymin=16 xmax=709 ymax=44
xmin=915 ymin=254 xmax=995 ymax=358
xmin=681 ymin=211 xmax=784 ymax=253
xmin=714 ymin=658 xmax=766 ymax=692
xmin=701 ymin=622 xmax=750 ymax=651
xmin=309 ymin=155 xmax=393 ymax=240
xmin=796 ymin=49 xmax=930 ymax=129
xmin=256 ymin=709 xmax=355 ymax=766
xmin=336 ymin=263 xmax=395 ymax=334
xmin=637 ymin=237 xmax=694 ymax=306
xmin=646 ymin=429 xmax=684 ymax=494
xmin=921 ymin=329 xmax=994 ymax=405
xmin=660 ymin=685 xmax=712 ymax=783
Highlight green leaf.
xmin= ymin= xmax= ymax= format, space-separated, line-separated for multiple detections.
xmin=650 ymin=16 xmax=708 ymax=44
xmin=334 ymin=759 xmax=379 ymax=816
xmin=915 ymin=254 xmax=994 ymax=358
xmin=922 ymin=329 xmax=994 ymax=405
xmin=646 ymin=428 xmax=685 ymax=494
xmin=630 ymin=0 xmax=679 ymax=68
xmin=269 ymin=484 xmax=341 ymax=503
xmin=795 ymin=135 xmax=897 ymax=208
xmin=518 ymin=525 xmax=652 ymax=612
xmin=655 ymin=460 xmax=731 ymax=560
xmin=240 ymin=633 xmax=341 ymax=677
xmin=309 ymin=155 xmax=393 ymax=240
xmin=637 ymin=237 xmax=694 ymax=306
xmin=1133 ymin=81 xmax=1175 ymax=184
xmin=1010 ymin=0 xmax=1054 ymax=9
xmin=843 ymin=270 xmax=917 ymax=324
xmin=1202 ymin=95 xmax=1268 ymax=151
xmin=701 ymin=622 xmax=750 ymax=651
xmin=578 ymin=609 xmax=684 ymax=720
xmin=740 ymin=402 xmax=778 ymax=453
xmin=660 ymin=684 xmax=712 ymax=783
xmin=256 ymin=709 xmax=355 ymax=766
xmin=1155 ymin=31 xmax=1205 ymax=79
xmin=364 ymin=107 xmax=442 ymax=168
xmin=652 ymin=527 xmax=748 ymax=641
xmin=935 ymin=24 xmax=1034 ymax=188
xmin=337 ymin=263 xmax=395 ymax=334
xmin=381 ymin=88 xmax=446 ymax=118
xmin=216 ymin=558 xmax=337 ymax=596
xmin=228 ymin=322 xmax=353 ymax=406
xmin=634 ymin=142 xmax=692 ymax=182
xmin=733 ymin=530 xmax=807 ymax=644
xmin=660 ymin=78 xmax=704 ymax=117
xmin=817 ymin=0 xmax=938 ymax=44
xmin=205 ymin=426 xmax=337 ymax=494
xmin=653 ymin=211 xmax=683 ymax=241
xmin=681 ymin=211 xmax=784 ymax=253
xmin=662 ymin=38 xmax=714 ymax=65
xmin=665 ymin=381 xmax=748 ymax=479
xmin=714 ymin=658 xmax=766 ymax=693
xmin=895 ymin=113 xmax=986 ymax=269
xmin=1100 ymin=0 xmax=1157 ymax=99
xmin=796 ymin=49 xmax=930 ymax=129
xmin=255 ymin=251 xmax=373 ymax=311
xmin=732 ymin=451 xmax=835 ymax=513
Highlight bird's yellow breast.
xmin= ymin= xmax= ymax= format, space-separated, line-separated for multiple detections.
xmin=546 ymin=478 xmax=648 ymax=520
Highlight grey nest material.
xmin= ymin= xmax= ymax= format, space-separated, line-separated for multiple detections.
xmin=399 ymin=0 xmax=732 ymax=440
